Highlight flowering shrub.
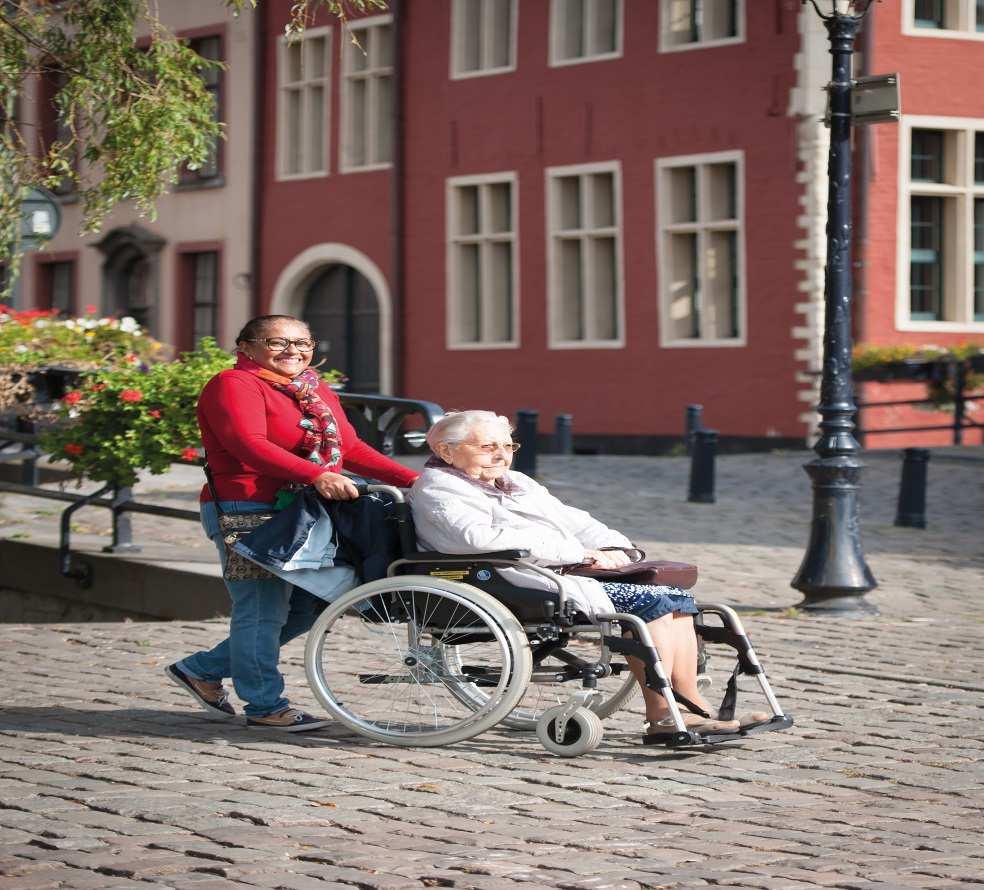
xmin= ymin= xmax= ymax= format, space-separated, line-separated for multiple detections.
xmin=41 ymin=338 xmax=234 ymax=487
xmin=0 ymin=304 xmax=165 ymax=371
xmin=0 ymin=305 xmax=167 ymax=414
xmin=40 ymin=338 xmax=346 ymax=488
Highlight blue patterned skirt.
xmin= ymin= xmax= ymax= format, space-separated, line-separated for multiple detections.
xmin=601 ymin=582 xmax=698 ymax=623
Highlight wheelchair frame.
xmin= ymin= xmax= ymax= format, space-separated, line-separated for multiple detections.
xmin=303 ymin=485 xmax=793 ymax=756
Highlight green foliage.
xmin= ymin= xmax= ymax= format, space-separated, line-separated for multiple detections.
xmin=41 ymin=338 xmax=235 ymax=488
xmin=1 ymin=0 xmax=222 ymax=290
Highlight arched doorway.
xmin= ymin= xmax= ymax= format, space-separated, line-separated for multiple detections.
xmin=93 ymin=225 xmax=164 ymax=336
xmin=302 ymin=264 xmax=381 ymax=393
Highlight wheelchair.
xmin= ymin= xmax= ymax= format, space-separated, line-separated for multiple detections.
xmin=304 ymin=485 xmax=793 ymax=757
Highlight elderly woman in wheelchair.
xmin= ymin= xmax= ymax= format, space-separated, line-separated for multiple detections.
xmin=302 ymin=410 xmax=791 ymax=756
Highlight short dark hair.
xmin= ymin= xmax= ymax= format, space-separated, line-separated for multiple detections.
xmin=235 ymin=315 xmax=310 ymax=345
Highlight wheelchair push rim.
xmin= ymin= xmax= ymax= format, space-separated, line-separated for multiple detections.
xmin=304 ymin=577 xmax=533 ymax=746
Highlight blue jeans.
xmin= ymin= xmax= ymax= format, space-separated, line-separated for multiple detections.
xmin=177 ymin=500 xmax=325 ymax=717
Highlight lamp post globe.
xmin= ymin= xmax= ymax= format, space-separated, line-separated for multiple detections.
xmin=18 ymin=186 xmax=62 ymax=251
xmin=791 ymin=0 xmax=878 ymax=614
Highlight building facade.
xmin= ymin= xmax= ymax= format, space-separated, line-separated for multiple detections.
xmin=18 ymin=0 xmax=984 ymax=448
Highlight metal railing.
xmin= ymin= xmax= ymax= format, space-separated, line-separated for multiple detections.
xmin=0 ymin=392 xmax=443 ymax=587
xmin=855 ymin=361 xmax=983 ymax=445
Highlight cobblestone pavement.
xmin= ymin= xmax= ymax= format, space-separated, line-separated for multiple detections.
xmin=2 ymin=450 xmax=983 ymax=889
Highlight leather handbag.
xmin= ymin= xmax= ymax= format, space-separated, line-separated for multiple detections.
xmin=565 ymin=547 xmax=698 ymax=589
xmin=204 ymin=464 xmax=276 ymax=582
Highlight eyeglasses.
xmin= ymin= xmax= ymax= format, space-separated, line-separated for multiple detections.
xmin=245 ymin=337 xmax=316 ymax=353
xmin=460 ymin=441 xmax=521 ymax=454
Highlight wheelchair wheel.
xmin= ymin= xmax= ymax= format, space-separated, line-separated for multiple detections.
xmin=304 ymin=577 xmax=532 ymax=747
xmin=440 ymin=635 xmax=638 ymax=730
xmin=535 ymin=705 xmax=604 ymax=757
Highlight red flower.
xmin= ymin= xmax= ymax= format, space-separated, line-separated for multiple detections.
xmin=148 ymin=409 xmax=162 ymax=419
xmin=84 ymin=304 xmax=97 ymax=315
xmin=64 ymin=443 xmax=84 ymax=457
xmin=91 ymin=382 xmax=106 ymax=392
xmin=120 ymin=389 xmax=143 ymax=403
xmin=180 ymin=447 xmax=199 ymax=462
xmin=63 ymin=390 xmax=83 ymax=405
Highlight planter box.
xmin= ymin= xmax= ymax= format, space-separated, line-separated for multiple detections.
xmin=853 ymin=359 xmax=936 ymax=383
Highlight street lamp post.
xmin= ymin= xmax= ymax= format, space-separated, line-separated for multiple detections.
xmin=791 ymin=0 xmax=877 ymax=614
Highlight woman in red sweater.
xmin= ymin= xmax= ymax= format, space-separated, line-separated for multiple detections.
xmin=166 ymin=315 xmax=418 ymax=731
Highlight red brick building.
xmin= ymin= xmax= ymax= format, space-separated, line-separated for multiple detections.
xmin=21 ymin=1 xmax=984 ymax=449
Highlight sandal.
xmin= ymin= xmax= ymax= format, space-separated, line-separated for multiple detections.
xmin=643 ymin=713 xmax=739 ymax=743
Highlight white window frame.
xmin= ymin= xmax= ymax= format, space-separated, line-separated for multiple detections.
xmin=655 ymin=150 xmax=747 ymax=348
xmin=276 ymin=26 xmax=332 ymax=180
xmin=341 ymin=14 xmax=394 ymax=173
xmin=545 ymin=161 xmax=625 ymax=349
xmin=896 ymin=115 xmax=984 ymax=332
xmin=450 ymin=0 xmax=518 ymax=80
xmin=548 ymin=0 xmax=624 ymax=68
xmin=446 ymin=172 xmax=520 ymax=350
xmin=658 ymin=0 xmax=745 ymax=54
xmin=902 ymin=0 xmax=984 ymax=40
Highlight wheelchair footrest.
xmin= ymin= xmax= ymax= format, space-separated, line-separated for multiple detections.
xmin=740 ymin=714 xmax=794 ymax=735
xmin=642 ymin=714 xmax=794 ymax=748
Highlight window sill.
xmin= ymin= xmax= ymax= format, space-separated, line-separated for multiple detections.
xmin=897 ymin=319 xmax=984 ymax=333
xmin=175 ymin=176 xmax=226 ymax=192
xmin=446 ymin=340 xmax=520 ymax=350
xmin=549 ymin=50 xmax=623 ymax=68
xmin=450 ymin=64 xmax=517 ymax=81
xmin=902 ymin=24 xmax=984 ymax=40
xmin=548 ymin=339 xmax=625 ymax=350
xmin=659 ymin=338 xmax=746 ymax=348
xmin=658 ymin=36 xmax=745 ymax=54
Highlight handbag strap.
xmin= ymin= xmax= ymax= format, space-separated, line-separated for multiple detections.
xmin=202 ymin=455 xmax=225 ymax=517
xmin=601 ymin=546 xmax=645 ymax=563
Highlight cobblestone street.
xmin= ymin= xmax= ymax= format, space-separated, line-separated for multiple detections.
xmin=1 ymin=450 xmax=983 ymax=889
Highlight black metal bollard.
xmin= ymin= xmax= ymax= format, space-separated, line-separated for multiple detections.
xmin=513 ymin=409 xmax=538 ymax=476
xmin=895 ymin=448 xmax=930 ymax=529
xmin=554 ymin=414 xmax=573 ymax=455
xmin=685 ymin=404 xmax=703 ymax=454
xmin=103 ymin=486 xmax=141 ymax=553
xmin=688 ymin=429 xmax=718 ymax=504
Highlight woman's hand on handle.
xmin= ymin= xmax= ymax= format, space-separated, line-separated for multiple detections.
xmin=583 ymin=548 xmax=632 ymax=570
xmin=313 ymin=471 xmax=361 ymax=501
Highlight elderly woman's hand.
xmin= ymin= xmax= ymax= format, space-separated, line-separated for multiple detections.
xmin=583 ymin=548 xmax=633 ymax=570
xmin=313 ymin=471 xmax=361 ymax=500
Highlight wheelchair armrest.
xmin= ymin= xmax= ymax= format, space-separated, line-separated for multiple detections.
xmin=402 ymin=550 xmax=531 ymax=562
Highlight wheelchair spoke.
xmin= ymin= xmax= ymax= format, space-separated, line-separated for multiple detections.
xmin=306 ymin=581 xmax=527 ymax=742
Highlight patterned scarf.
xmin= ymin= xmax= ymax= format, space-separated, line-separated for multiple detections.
xmin=238 ymin=356 xmax=343 ymax=469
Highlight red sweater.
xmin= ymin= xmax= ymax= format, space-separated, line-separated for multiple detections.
xmin=198 ymin=360 xmax=419 ymax=502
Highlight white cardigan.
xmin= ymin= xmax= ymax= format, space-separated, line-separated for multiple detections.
xmin=407 ymin=466 xmax=632 ymax=621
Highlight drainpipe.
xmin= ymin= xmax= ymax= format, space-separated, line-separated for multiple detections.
xmin=854 ymin=3 xmax=873 ymax=346
xmin=390 ymin=0 xmax=406 ymax=395
xmin=249 ymin=2 xmax=266 ymax=321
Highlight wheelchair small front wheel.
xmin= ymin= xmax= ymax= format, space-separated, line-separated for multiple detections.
xmin=535 ymin=705 xmax=603 ymax=757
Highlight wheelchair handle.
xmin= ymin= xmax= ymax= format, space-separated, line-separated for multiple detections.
xmin=358 ymin=483 xmax=407 ymax=503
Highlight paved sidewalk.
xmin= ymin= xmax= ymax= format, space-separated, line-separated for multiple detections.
xmin=1 ymin=450 xmax=983 ymax=888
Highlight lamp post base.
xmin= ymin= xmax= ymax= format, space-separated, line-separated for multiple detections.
xmin=795 ymin=591 xmax=879 ymax=616
xmin=791 ymin=457 xmax=878 ymax=614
